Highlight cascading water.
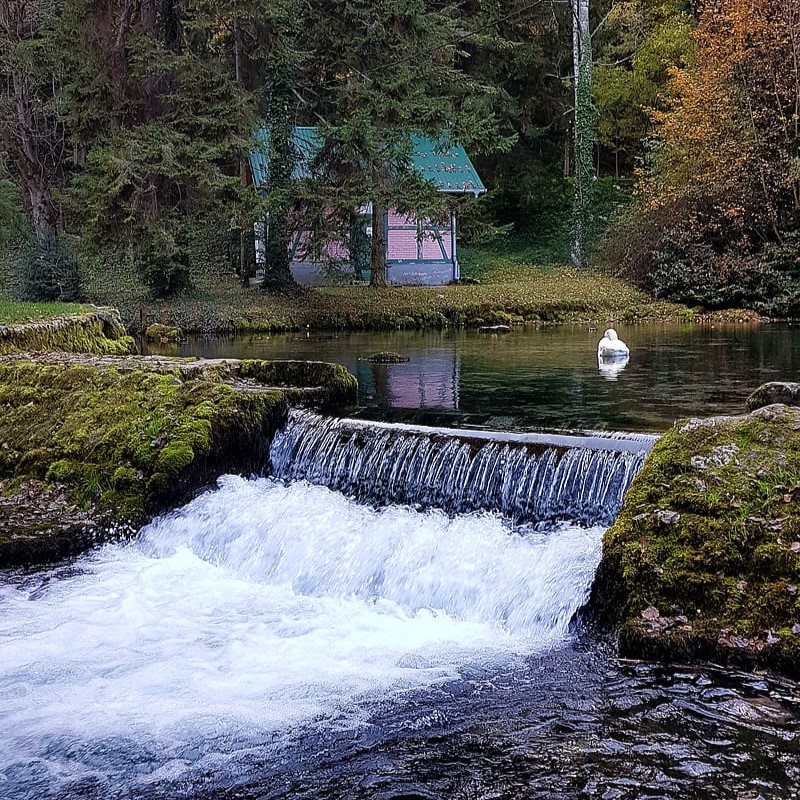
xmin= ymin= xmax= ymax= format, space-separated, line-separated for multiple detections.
xmin=269 ymin=410 xmax=656 ymax=526
xmin=0 ymin=477 xmax=606 ymax=799
xmin=11 ymin=412 xmax=760 ymax=800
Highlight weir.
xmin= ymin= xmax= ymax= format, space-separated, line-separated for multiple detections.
xmin=0 ymin=410 xmax=664 ymax=800
xmin=269 ymin=410 xmax=657 ymax=527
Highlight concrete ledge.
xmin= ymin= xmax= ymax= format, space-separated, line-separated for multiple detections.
xmin=0 ymin=307 xmax=136 ymax=355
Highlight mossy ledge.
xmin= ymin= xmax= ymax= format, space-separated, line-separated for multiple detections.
xmin=0 ymin=354 xmax=357 ymax=568
xmin=0 ymin=307 xmax=136 ymax=355
xmin=590 ymin=404 xmax=800 ymax=679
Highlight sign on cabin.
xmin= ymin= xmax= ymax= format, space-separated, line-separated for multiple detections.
xmin=248 ymin=127 xmax=485 ymax=286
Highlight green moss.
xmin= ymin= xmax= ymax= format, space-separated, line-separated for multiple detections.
xmin=366 ymin=352 xmax=409 ymax=363
xmin=0 ymin=360 xmax=284 ymax=522
xmin=144 ymin=323 xmax=184 ymax=342
xmin=0 ymin=354 xmax=358 ymax=567
xmin=0 ymin=308 xmax=135 ymax=355
xmin=238 ymin=360 xmax=357 ymax=407
xmin=155 ymin=442 xmax=195 ymax=474
xmin=591 ymin=406 xmax=800 ymax=678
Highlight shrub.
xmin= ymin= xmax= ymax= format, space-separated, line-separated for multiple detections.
xmin=14 ymin=233 xmax=81 ymax=303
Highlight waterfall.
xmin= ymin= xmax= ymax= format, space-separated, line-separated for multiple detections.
xmin=0 ymin=411 xmax=658 ymax=799
xmin=269 ymin=411 xmax=656 ymax=527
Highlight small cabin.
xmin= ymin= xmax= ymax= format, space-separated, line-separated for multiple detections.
xmin=248 ymin=126 xmax=485 ymax=286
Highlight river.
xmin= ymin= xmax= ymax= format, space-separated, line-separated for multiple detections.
xmin=144 ymin=322 xmax=800 ymax=432
xmin=1 ymin=324 xmax=799 ymax=799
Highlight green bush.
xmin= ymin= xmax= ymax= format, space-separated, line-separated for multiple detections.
xmin=14 ymin=233 xmax=81 ymax=303
xmin=647 ymin=227 xmax=800 ymax=318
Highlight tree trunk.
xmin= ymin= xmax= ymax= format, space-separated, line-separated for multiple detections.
xmin=370 ymin=201 xmax=388 ymax=288
xmin=261 ymin=61 xmax=297 ymax=294
xmin=138 ymin=0 xmax=162 ymax=122
xmin=11 ymin=70 xmax=57 ymax=248
xmin=349 ymin=211 xmax=369 ymax=280
xmin=571 ymin=0 xmax=594 ymax=269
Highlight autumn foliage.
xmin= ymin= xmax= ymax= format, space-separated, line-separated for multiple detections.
xmin=619 ymin=0 xmax=800 ymax=315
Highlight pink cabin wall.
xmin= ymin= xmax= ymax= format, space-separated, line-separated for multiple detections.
xmin=289 ymin=209 xmax=453 ymax=265
xmin=386 ymin=210 xmax=452 ymax=262
xmin=292 ymin=230 xmax=349 ymax=263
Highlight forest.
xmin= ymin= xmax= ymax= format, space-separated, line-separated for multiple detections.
xmin=1 ymin=0 xmax=798 ymax=317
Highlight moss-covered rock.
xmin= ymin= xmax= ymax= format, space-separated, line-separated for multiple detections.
xmin=144 ymin=323 xmax=184 ymax=343
xmin=0 ymin=307 xmax=136 ymax=355
xmin=365 ymin=352 xmax=410 ymax=363
xmin=0 ymin=354 xmax=357 ymax=567
xmin=590 ymin=404 xmax=800 ymax=678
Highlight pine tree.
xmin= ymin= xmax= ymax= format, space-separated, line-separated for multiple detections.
xmin=60 ymin=0 xmax=258 ymax=296
xmin=301 ymin=0 xmax=507 ymax=287
xmin=0 ymin=0 xmax=79 ymax=299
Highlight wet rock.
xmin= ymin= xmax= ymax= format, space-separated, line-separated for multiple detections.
xmin=144 ymin=323 xmax=184 ymax=343
xmin=746 ymin=382 xmax=800 ymax=411
xmin=478 ymin=324 xmax=511 ymax=333
xmin=365 ymin=351 xmax=409 ymax=363
xmin=590 ymin=403 xmax=800 ymax=679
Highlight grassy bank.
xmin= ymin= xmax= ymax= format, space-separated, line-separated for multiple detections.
xmin=0 ymin=225 xmax=760 ymax=335
xmin=127 ymin=260 xmax=706 ymax=335
xmin=0 ymin=301 xmax=90 ymax=323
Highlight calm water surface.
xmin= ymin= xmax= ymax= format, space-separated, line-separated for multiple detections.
xmin=145 ymin=323 xmax=800 ymax=432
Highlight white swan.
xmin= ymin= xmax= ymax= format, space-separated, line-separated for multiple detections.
xmin=597 ymin=328 xmax=629 ymax=360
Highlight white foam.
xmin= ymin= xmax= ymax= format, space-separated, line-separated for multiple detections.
xmin=0 ymin=476 xmax=603 ymax=795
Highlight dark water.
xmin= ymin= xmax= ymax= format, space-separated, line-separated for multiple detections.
xmin=194 ymin=645 xmax=800 ymax=800
xmin=16 ymin=641 xmax=798 ymax=800
xmin=145 ymin=323 xmax=800 ymax=432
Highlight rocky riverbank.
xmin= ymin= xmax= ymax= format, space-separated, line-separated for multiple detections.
xmin=0 ymin=353 xmax=357 ymax=568
xmin=591 ymin=384 xmax=800 ymax=678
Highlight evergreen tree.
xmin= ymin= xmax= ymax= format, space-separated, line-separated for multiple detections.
xmin=60 ymin=0 xmax=256 ymax=296
xmin=0 ymin=0 xmax=79 ymax=299
xmin=301 ymin=0 xmax=508 ymax=287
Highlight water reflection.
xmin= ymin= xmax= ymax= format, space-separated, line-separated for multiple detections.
xmin=145 ymin=323 xmax=800 ymax=432
xmin=598 ymin=353 xmax=629 ymax=381
xmin=358 ymin=351 xmax=460 ymax=409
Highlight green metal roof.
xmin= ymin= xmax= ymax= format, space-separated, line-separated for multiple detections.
xmin=249 ymin=126 xmax=485 ymax=197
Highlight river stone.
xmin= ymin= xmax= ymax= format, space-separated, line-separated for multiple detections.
xmin=746 ymin=382 xmax=800 ymax=411
xmin=365 ymin=352 xmax=409 ymax=363
xmin=590 ymin=402 xmax=800 ymax=679
xmin=144 ymin=323 xmax=184 ymax=343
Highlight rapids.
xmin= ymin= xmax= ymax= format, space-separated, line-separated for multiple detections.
xmin=0 ymin=477 xmax=603 ymax=799
xmin=1 ymin=416 xmax=798 ymax=800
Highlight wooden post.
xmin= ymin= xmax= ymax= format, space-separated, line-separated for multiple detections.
xmin=451 ymin=211 xmax=458 ymax=281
